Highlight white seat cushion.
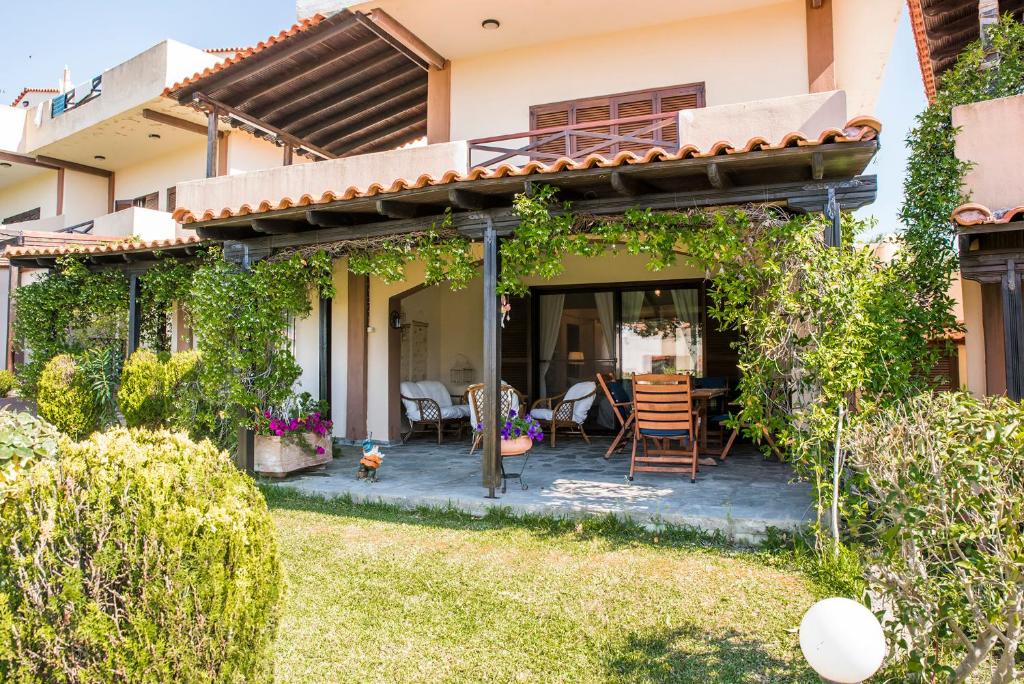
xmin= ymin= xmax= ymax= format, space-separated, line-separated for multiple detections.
xmin=530 ymin=408 xmax=553 ymax=422
xmin=400 ymin=381 xmax=424 ymax=421
xmin=416 ymin=380 xmax=453 ymax=408
xmin=565 ymin=381 xmax=597 ymax=424
xmin=441 ymin=405 xmax=471 ymax=420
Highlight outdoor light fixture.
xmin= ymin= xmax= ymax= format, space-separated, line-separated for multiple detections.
xmin=481 ymin=18 xmax=500 ymax=30
xmin=94 ymin=155 xmax=106 ymax=160
xmin=148 ymin=133 xmax=161 ymax=139
xmin=799 ymin=598 xmax=885 ymax=683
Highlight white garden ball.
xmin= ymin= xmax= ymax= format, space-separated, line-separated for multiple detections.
xmin=799 ymin=597 xmax=886 ymax=683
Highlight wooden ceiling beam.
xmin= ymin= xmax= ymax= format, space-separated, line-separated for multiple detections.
xmin=360 ymin=9 xmax=447 ymax=69
xmin=342 ymin=122 xmax=428 ymax=158
xmin=35 ymin=155 xmax=112 ymax=178
xmin=0 ymin=150 xmax=59 ymax=170
xmin=609 ymin=170 xmax=656 ymax=196
xmin=447 ymin=189 xmax=504 ymax=210
xmin=253 ymin=48 xmax=403 ymax=122
xmin=291 ymin=82 xmax=426 ymax=142
xmin=328 ymin=110 xmax=426 ymax=156
xmin=251 ymin=219 xmax=311 ymax=234
xmin=376 ymin=198 xmax=443 ymax=219
xmin=706 ymin=163 xmax=732 ymax=190
xmin=142 ymin=108 xmax=226 ymax=138
xmin=173 ymin=12 xmax=360 ymax=99
xmin=308 ymin=88 xmax=427 ymax=146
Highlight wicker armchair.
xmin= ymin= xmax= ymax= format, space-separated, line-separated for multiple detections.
xmin=529 ymin=381 xmax=598 ymax=447
xmin=466 ymin=383 xmax=526 ymax=454
xmin=399 ymin=381 xmax=471 ymax=444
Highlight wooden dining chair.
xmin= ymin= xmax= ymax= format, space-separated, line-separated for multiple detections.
xmin=629 ymin=373 xmax=701 ymax=483
xmin=596 ymin=372 xmax=634 ymax=459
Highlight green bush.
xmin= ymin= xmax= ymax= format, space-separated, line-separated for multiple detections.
xmin=36 ymin=354 xmax=99 ymax=439
xmin=0 ymin=370 xmax=15 ymax=397
xmin=847 ymin=393 xmax=1024 ymax=681
xmin=119 ymin=349 xmax=166 ymax=428
xmin=0 ymin=428 xmax=282 ymax=682
xmin=0 ymin=411 xmax=62 ymax=493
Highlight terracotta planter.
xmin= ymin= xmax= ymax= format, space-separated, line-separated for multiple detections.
xmin=254 ymin=432 xmax=332 ymax=477
xmin=501 ymin=435 xmax=534 ymax=456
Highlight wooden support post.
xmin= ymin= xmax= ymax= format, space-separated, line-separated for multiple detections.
xmin=481 ymin=215 xmax=502 ymax=496
xmin=107 ymin=174 xmax=115 ymax=214
xmin=426 ymin=64 xmax=451 ymax=144
xmin=806 ymin=0 xmax=835 ymax=92
xmin=824 ymin=186 xmax=841 ymax=247
xmin=319 ymin=293 xmax=332 ymax=418
xmin=206 ymin=108 xmax=219 ymax=179
xmin=55 ymin=168 xmax=65 ymax=215
xmin=283 ymin=144 xmax=293 ymax=166
xmin=1001 ymin=260 xmax=1024 ymax=400
xmin=235 ymin=421 xmax=255 ymax=474
xmin=347 ymin=273 xmax=369 ymax=441
xmin=127 ymin=273 xmax=141 ymax=356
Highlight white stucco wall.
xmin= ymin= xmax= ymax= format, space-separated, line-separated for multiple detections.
xmin=0 ymin=171 xmax=58 ymax=223
xmin=0 ymin=105 xmax=27 ymax=153
xmin=953 ymin=94 xmax=1024 ymax=211
xmin=115 ymin=140 xmax=206 ymax=213
xmin=833 ymin=0 xmax=903 ymax=117
xmin=62 ymin=170 xmax=109 ymax=226
xmin=448 ymin=1 xmax=808 ymax=142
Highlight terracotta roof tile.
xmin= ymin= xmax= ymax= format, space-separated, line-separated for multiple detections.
xmin=10 ymin=87 xmax=60 ymax=107
xmin=3 ymin=235 xmax=205 ymax=260
xmin=951 ymin=202 xmax=1024 ymax=226
xmin=164 ymin=15 xmax=326 ymax=96
xmin=172 ymin=116 xmax=882 ymax=225
xmin=907 ymin=0 xmax=937 ymax=102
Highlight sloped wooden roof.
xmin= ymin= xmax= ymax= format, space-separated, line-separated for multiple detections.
xmin=165 ymin=10 xmax=439 ymax=159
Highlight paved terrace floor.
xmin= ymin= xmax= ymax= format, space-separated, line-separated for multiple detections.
xmin=265 ymin=436 xmax=814 ymax=544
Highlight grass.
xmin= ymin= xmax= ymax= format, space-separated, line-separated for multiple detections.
xmin=263 ymin=486 xmax=826 ymax=683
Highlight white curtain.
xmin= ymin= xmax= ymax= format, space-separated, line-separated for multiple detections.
xmin=538 ymin=294 xmax=564 ymax=398
xmin=621 ymin=291 xmax=645 ymax=323
xmin=670 ymin=289 xmax=699 ymax=336
xmin=593 ymin=292 xmax=616 ymax=360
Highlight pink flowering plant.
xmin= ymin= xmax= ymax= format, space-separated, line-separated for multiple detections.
xmin=475 ymin=410 xmax=544 ymax=442
xmin=254 ymin=392 xmax=333 ymax=456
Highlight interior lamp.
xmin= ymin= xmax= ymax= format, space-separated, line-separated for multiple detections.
xmin=799 ymin=598 xmax=886 ymax=683
xmin=567 ymin=351 xmax=585 ymax=364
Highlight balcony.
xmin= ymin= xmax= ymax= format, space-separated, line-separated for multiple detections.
xmin=50 ymin=76 xmax=102 ymax=118
xmin=4 ymin=207 xmax=177 ymax=242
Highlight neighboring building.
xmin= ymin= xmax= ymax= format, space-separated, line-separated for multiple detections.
xmin=5 ymin=1 xmax=903 ymax=491
xmin=909 ymin=0 xmax=1024 ymax=399
xmin=0 ymin=39 xmax=296 ymax=366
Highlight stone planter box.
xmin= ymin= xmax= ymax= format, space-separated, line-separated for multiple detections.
xmin=255 ymin=432 xmax=332 ymax=477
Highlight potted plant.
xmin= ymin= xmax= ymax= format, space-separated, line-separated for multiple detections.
xmin=253 ymin=393 xmax=333 ymax=477
xmin=476 ymin=410 xmax=544 ymax=455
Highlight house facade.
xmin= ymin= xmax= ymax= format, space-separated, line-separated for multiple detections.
xmin=0 ymin=39 xmax=297 ymax=365
xmin=5 ymin=1 xmax=902 ymax=492
xmin=909 ymin=0 xmax=1024 ymax=399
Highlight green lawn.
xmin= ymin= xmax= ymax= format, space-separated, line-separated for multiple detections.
xmin=264 ymin=487 xmax=823 ymax=683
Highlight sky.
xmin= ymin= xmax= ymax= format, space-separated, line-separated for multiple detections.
xmin=0 ymin=1 xmax=926 ymax=236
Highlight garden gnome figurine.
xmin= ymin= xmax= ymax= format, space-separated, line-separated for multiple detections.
xmin=357 ymin=438 xmax=383 ymax=481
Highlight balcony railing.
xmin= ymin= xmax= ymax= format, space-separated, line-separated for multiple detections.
xmin=50 ymin=75 xmax=102 ymax=118
xmin=467 ymin=112 xmax=680 ymax=168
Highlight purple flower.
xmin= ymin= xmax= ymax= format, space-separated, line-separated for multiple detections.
xmin=315 ymin=445 xmax=326 ymax=455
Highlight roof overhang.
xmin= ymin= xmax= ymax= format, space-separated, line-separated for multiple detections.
xmin=165 ymin=10 xmax=443 ymax=159
xmin=908 ymin=0 xmax=1024 ymax=101
xmin=178 ymin=138 xmax=880 ymax=247
xmin=952 ymin=201 xmax=1024 ymax=282
xmin=3 ymin=235 xmax=207 ymax=270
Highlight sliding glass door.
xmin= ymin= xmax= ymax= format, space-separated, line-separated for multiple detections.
xmin=620 ymin=287 xmax=703 ymax=377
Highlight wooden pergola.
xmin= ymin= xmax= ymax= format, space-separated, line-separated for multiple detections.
xmin=180 ymin=136 xmax=879 ymax=496
xmin=165 ymin=10 xmax=444 ymax=173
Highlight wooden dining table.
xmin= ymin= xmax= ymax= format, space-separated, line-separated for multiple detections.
xmin=691 ymin=387 xmax=729 ymax=465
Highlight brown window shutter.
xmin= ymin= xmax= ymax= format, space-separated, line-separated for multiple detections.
xmin=614 ymin=96 xmax=656 ymax=153
xmin=142 ymin=192 xmax=159 ymax=210
xmin=530 ymin=105 xmax=571 ymax=159
xmin=114 ymin=200 xmax=133 ymax=212
xmin=657 ymin=85 xmax=705 ymax=146
xmin=166 ymin=186 xmax=176 ymax=212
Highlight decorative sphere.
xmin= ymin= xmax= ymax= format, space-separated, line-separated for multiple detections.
xmin=799 ymin=597 xmax=885 ymax=683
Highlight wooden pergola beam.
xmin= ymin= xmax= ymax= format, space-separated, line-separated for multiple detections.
xmin=321 ymin=101 xmax=427 ymax=153
xmin=142 ymin=108 xmax=226 ymax=138
xmin=35 ymin=155 xmax=111 ymax=178
xmin=359 ymin=9 xmax=447 ymax=70
xmin=302 ymin=84 xmax=427 ymax=146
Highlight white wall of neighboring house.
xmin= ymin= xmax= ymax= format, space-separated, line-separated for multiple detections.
xmin=0 ymin=105 xmax=27 ymax=153
xmin=0 ymin=172 xmax=58 ymax=223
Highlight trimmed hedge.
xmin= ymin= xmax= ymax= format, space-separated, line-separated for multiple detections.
xmin=0 ymin=429 xmax=282 ymax=682
xmin=36 ymin=354 xmax=99 ymax=439
xmin=119 ymin=349 xmax=166 ymax=428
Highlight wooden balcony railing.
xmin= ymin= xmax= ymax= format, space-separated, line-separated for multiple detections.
xmin=467 ymin=112 xmax=680 ymax=168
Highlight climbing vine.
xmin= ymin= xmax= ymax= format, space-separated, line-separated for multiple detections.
xmin=898 ymin=16 xmax=1024 ymax=363
xmin=12 ymin=257 xmax=128 ymax=397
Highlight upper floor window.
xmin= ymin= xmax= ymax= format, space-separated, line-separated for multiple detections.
xmin=529 ymin=83 xmax=705 ymax=159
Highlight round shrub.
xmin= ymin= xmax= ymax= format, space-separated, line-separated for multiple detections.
xmin=0 ymin=369 xmax=16 ymax=397
xmin=0 ymin=410 xmax=61 ymax=493
xmin=36 ymin=354 xmax=99 ymax=439
xmin=119 ymin=349 xmax=166 ymax=428
xmin=0 ymin=429 xmax=282 ymax=682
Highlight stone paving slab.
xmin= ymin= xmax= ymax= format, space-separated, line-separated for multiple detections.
xmin=265 ymin=435 xmax=814 ymax=544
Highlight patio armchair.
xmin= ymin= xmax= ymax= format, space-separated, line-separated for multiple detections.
xmin=400 ymin=380 xmax=472 ymax=444
xmin=529 ymin=381 xmax=597 ymax=447
xmin=465 ymin=382 xmax=525 ymax=454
